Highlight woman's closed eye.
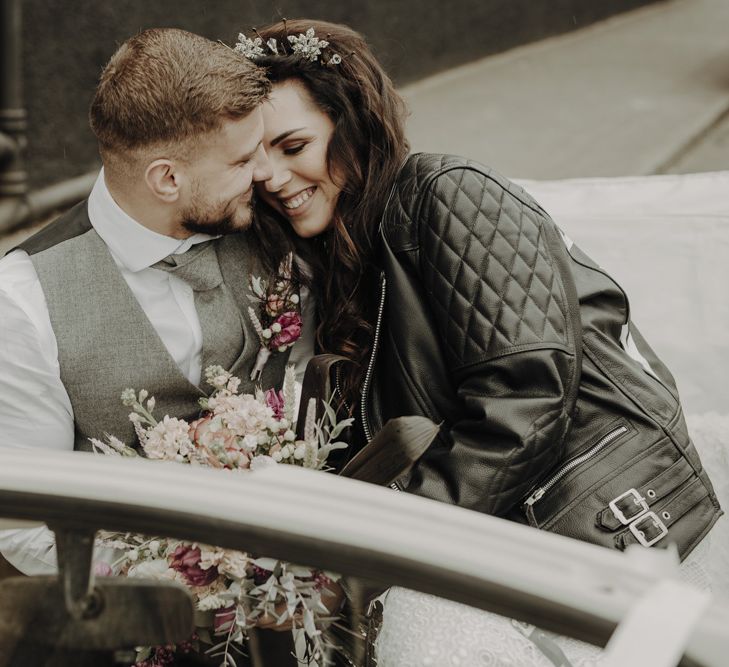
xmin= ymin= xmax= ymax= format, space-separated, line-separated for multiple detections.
xmin=283 ymin=142 xmax=307 ymax=156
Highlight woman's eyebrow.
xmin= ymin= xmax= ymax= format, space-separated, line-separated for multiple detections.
xmin=270 ymin=128 xmax=306 ymax=147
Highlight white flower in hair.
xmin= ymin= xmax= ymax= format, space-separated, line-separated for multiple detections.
xmin=288 ymin=27 xmax=329 ymax=62
xmin=234 ymin=34 xmax=265 ymax=60
xmin=266 ymin=38 xmax=279 ymax=54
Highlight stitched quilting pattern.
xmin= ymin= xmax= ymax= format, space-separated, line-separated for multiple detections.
xmin=399 ymin=156 xmax=569 ymax=368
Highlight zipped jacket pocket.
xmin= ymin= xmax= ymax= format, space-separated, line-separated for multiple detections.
xmin=523 ymin=422 xmax=631 ymax=527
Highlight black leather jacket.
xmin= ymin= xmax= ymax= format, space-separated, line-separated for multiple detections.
xmin=362 ymin=153 xmax=721 ymax=558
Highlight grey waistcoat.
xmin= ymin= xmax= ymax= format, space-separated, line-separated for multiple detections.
xmin=18 ymin=201 xmax=290 ymax=451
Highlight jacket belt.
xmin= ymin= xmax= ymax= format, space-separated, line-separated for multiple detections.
xmin=597 ymin=455 xmax=694 ymax=531
xmin=615 ymin=477 xmax=709 ymax=550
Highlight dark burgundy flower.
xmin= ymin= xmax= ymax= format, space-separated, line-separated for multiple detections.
xmin=169 ymin=545 xmax=218 ymax=587
xmin=271 ymin=311 xmax=302 ymax=349
xmin=214 ymin=605 xmax=237 ymax=635
xmin=252 ymin=564 xmax=272 ymax=586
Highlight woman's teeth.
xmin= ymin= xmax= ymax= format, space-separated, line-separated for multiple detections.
xmin=282 ymin=187 xmax=315 ymax=210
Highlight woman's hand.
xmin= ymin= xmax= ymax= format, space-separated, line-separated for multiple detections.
xmin=255 ymin=579 xmax=345 ymax=632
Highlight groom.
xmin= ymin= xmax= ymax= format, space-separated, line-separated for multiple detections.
xmin=0 ymin=29 xmax=294 ymax=572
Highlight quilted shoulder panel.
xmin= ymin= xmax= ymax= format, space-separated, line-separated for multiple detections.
xmin=415 ymin=161 xmax=571 ymax=367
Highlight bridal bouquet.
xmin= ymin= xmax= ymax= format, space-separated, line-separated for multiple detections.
xmin=92 ymin=365 xmax=352 ymax=667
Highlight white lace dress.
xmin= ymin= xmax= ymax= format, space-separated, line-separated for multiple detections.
xmin=374 ymin=414 xmax=729 ymax=667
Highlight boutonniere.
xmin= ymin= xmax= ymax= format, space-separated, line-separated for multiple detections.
xmin=248 ymin=253 xmax=303 ymax=381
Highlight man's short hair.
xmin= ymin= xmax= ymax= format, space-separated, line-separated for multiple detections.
xmin=89 ymin=28 xmax=269 ymax=160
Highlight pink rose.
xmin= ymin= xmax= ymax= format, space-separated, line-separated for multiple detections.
xmin=265 ymin=389 xmax=285 ymax=419
xmin=271 ymin=311 xmax=302 ymax=349
xmin=93 ymin=561 xmax=113 ymax=577
xmin=170 ymin=545 xmax=218 ymax=587
xmin=191 ymin=416 xmax=237 ymax=451
xmin=189 ymin=416 xmax=213 ymax=445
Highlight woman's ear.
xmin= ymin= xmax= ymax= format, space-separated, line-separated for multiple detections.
xmin=144 ymin=159 xmax=181 ymax=203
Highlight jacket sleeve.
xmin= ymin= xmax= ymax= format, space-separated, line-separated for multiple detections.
xmin=404 ymin=165 xmax=580 ymax=517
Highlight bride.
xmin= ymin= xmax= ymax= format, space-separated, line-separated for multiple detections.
xmin=238 ymin=19 xmax=728 ymax=665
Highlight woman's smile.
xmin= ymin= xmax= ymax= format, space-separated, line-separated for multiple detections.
xmin=280 ymin=186 xmax=317 ymax=214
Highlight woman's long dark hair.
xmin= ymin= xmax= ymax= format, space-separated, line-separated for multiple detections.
xmin=248 ymin=19 xmax=409 ymax=409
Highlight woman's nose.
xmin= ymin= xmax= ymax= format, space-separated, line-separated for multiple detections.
xmin=263 ymin=158 xmax=291 ymax=193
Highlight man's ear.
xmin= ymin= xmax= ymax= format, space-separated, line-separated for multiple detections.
xmin=145 ymin=159 xmax=182 ymax=202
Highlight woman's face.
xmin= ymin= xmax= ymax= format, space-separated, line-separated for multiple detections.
xmin=259 ymin=80 xmax=342 ymax=238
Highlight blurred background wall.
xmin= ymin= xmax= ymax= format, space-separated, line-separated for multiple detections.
xmin=22 ymin=0 xmax=660 ymax=188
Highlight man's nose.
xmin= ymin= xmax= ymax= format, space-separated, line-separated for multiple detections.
xmin=252 ymin=146 xmax=273 ymax=183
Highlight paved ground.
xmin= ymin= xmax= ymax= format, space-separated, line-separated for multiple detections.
xmin=401 ymin=0 xmax=729 ymax=179
xmin=2 ymin=0 xmax=728 ymax=253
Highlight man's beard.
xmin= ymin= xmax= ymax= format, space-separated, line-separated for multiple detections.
xmin=179 ymin=192 xmax=255 ymax=236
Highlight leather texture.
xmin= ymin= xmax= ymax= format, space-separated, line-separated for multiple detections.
xmin=362 ymin=153 xmax=722 ymax=559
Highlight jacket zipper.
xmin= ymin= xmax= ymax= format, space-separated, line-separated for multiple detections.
xmin=523 ymin=425 xmax=628 ymax=506
xmin=334 ymin=364 xmax=351 ymax=416
xmin=360 ymin=272 xmax=387 ymax=443
xmin=358 ymin=273 xmax=401 ymax=490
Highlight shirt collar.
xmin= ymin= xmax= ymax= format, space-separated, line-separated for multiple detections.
xmin=87 ymin=168 xmax=217 ymax=273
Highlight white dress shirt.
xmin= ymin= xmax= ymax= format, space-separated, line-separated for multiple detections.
xmin=0 ymin=170 xmax=314 ymax=574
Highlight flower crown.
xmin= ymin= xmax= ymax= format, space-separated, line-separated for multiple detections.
xmin=235 ymin=27 xmax=342 ymax=66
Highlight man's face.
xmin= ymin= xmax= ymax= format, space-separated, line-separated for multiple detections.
xmin=178 ymin=108 xmax=272 ymax=236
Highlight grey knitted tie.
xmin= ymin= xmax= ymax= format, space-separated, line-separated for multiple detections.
xmin=153 ymin=241 xmax=245 ymax=377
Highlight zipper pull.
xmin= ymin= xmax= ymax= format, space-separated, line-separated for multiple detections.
xmin=524 ymin=488 xmax=545 ymax=506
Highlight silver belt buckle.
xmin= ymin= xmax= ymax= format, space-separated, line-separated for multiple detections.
xmin=609 ymin=488 xmax=649 ymax=525
xmin=629 ymin=511 xmax=668 ymax=547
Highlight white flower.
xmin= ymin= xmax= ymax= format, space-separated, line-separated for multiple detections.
xmin=290 ymin=294 xmax=300 ymax=304
xmin=272 ymin=450 xmax=283 ymax=462
xmin=211 ymin=395 xmax=274 ymax=435
xmin=262 ymin=328 xmax=272 ymax=339
xmin=250 ymin=455 xmax=277 ymax=471
xmin=143 ymin=416 xmax=194 ymax=460
xmin=329 ymin=53 xmax=342 ymax=65
xmin=127 ymin=549 xmax=139 ymax=562
xmin=284 ymin=430 xmax=296 ymax=442
xmin=242 ymin=434 xmax=259 ymax=451
xmin=121 ymin=388 xmax=136 ymax=406
xmin=204 ymin=365 xmax=232 ymax=390
xmin=271 ymin=322 xmax=282 ymax=333
xmin=199 ymin=546 xmax=225 ymax=570
xmin=294 ymin=445 xmax=305 ymax=460
xmin=219 ymin=550 xmax=250 ymax=579
xmin=127 ymin=558 xmax=173 ymax=580
xmin=197 ymin=592 xmax=227 ymax=611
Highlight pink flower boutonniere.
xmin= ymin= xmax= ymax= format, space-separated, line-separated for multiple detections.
xmin=248 ymin=253 xmax=302 ymax=381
